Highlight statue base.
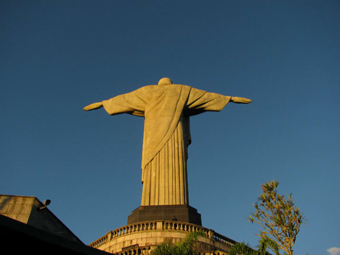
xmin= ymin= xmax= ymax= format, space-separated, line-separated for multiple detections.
xmin=127 ymin=205 xmax=202 ymax=226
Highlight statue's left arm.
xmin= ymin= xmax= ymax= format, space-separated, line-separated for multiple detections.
xmin=83 ymin=102 xmax=103 ymax=111
xmin=230 ymin=97 xmax=252 ymax=104
xmin=185 ymin=87 xmax=251 ymax=115
xmin=83 ymin=86 xmax=151 ymax=117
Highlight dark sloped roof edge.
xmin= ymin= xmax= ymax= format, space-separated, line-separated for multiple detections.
xmin=0 ymin=214 xmax=110 ymax=255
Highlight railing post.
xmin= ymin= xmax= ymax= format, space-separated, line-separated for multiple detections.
xmin=156 ymin=221 xmax=163 ymax=230
xmin=107 ymin=231 xmax=112 ymax=241
xmin=208 ymin=229 xmax=215 ymax=240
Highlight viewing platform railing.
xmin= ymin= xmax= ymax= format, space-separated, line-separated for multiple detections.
xmin=89 ymin=220 xmax=236 ymax=248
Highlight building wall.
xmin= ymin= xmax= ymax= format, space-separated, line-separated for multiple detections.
xmin=0 ymin=195 xmax=34 ymax=223
xmin=0 ymin=194 xmax=82 ymax=243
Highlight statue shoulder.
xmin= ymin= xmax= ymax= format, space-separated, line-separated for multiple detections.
xmin=130 ymin=85 xmax=158 ymax=101
xmin=131 ymin=85 xmax=157 ymax=94
xmin=168 ymin=84 xmax=192 ymax=92
xmin=136 ymin=85 xmax=158 ymax=92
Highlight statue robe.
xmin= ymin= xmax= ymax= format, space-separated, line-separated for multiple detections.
xmin=102 ymin=84 xmax=231 ymax=206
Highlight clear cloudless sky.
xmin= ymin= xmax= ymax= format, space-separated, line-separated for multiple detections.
xmin=1 ymin=1 xmax=339 ymax=254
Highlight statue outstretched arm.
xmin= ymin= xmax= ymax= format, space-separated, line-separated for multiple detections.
xmin=83 ymin=102 xmax=103 ymax=111
xmin=230 ymin=97 xmax=252 ymax=104
xmin=84 ymin=87 xmax=149 ymax=116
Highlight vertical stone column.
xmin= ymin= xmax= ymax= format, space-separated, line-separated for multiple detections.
xmin=156 ymin=221 xmax=163 ymax=230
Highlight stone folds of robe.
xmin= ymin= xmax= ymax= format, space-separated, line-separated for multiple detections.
xmin=102 ymin=84 xmax=230 ymax=206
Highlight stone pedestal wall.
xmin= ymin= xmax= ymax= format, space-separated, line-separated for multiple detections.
xmin=89 ymin=221 xmax=236 ymax=255
xmin=127 ymin=205 xmax=201 ymax=226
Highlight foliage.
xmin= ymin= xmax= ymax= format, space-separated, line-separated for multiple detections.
xmin=151 ymin=231 xmax=204 ymax=255
xmin=229 ymin=242 xmax=255 ymax=255
xmin=248 ymin=180 xmax=304 ymax=255
xmin=229 ymin=236 xmax=279 ymax=255
xmin=257 ymin=235 xmax=280 ymax=255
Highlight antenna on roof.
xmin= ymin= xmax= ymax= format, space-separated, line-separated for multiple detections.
xmin=38 ymin=199 xmax=51 ymax=211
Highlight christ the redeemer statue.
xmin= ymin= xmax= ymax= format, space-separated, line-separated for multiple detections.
xmin=84 ymin=77 xmax=251 ymax=207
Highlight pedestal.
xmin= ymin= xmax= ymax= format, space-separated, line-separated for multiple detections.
xmin=127 ymin=205 xmax=202 ymax=226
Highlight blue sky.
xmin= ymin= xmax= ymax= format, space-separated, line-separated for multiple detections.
xmin=1 ymin=1 xmax=339 ymax=254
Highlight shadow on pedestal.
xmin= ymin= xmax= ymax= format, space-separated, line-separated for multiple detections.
xmin=127 ymin=205 xmax=202 ymax=226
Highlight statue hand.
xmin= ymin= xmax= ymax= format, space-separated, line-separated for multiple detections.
xmin=83 ymin=102 xmax=103 ymax=111
xmin=230 ymin=97 xmax=252 ymax=104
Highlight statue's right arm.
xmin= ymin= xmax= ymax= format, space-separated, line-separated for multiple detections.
xmin=230 ymin=97 xmax=252 ymax=104
xmin=83 ymin=102 xmax=103 ymax=111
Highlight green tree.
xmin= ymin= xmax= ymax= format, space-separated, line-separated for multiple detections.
xmin=229 ymin=236 xmax=279 ymax=255
xmin=229 ymin=242 xmax=255 ymax=255
xmin=257 ymin=235 xmax=280 ymax=255
xmin=151 ymin=231 xmax=204 ymax=255
xmin=248 ymin=180 xmax=304 ymax=255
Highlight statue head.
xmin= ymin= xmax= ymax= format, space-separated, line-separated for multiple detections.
xmin=158 ymin=77 xmax=173 ymax=86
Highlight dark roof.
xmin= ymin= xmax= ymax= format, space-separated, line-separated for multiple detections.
xmin=0 ymin=214 xmax=110 ymax=255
